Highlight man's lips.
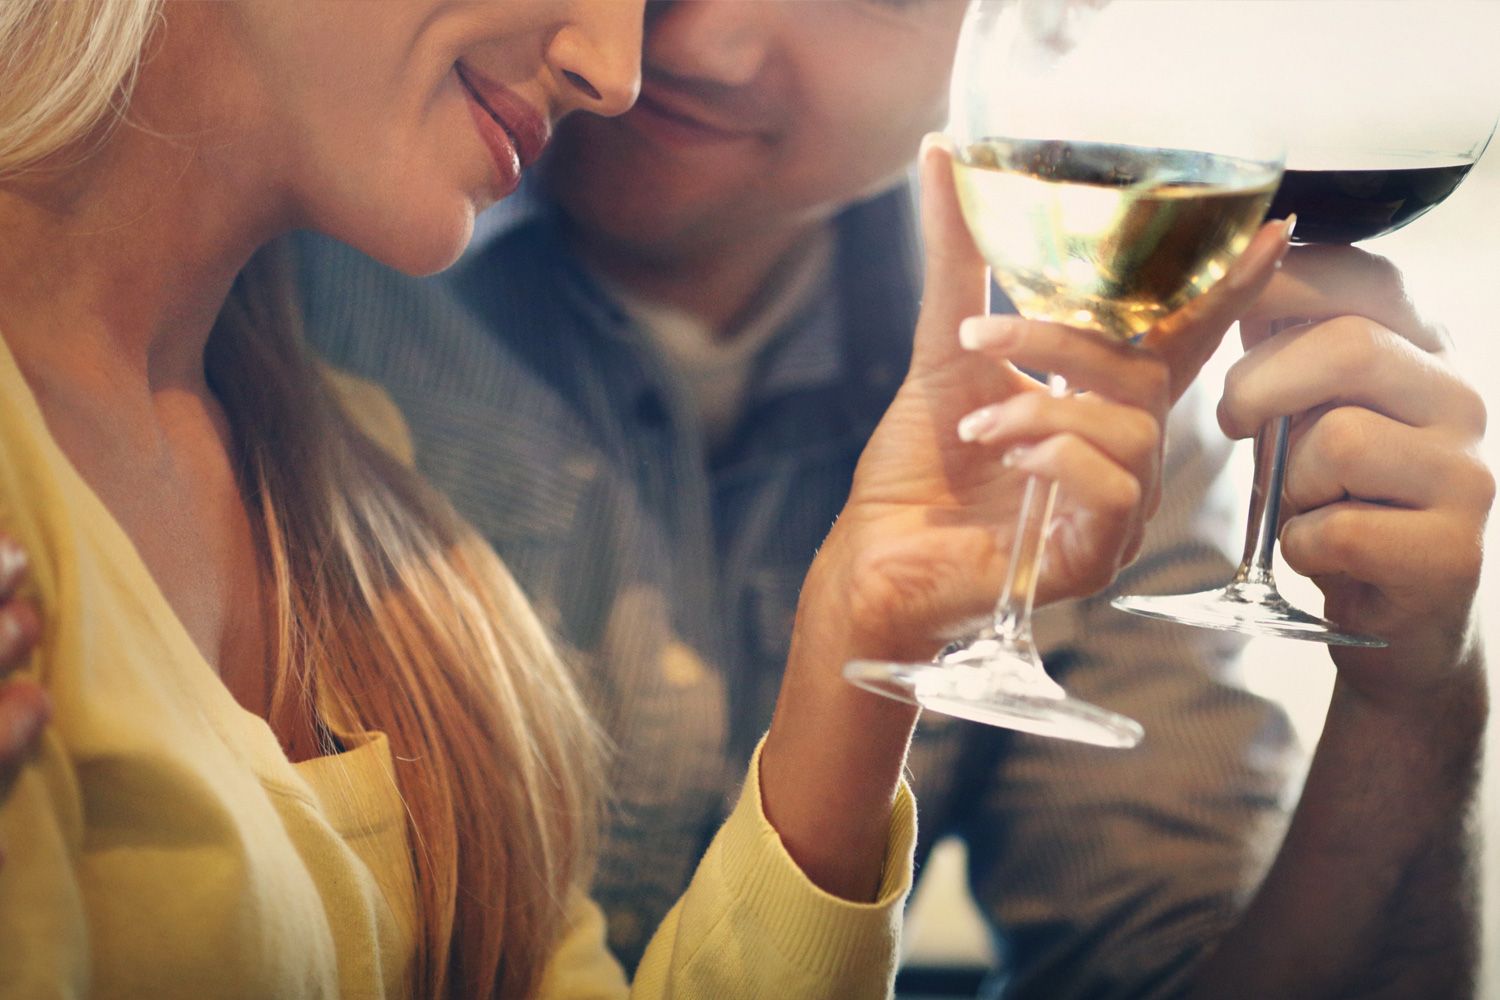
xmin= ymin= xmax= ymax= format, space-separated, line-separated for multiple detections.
xmin=628 ymin=82 xmax=769 ymax=146
xmin=456 ymin=64 xmax=550 ymax=171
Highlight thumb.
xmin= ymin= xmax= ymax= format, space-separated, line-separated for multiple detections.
xmin=910 ymin=134 xmax=992 ymax=376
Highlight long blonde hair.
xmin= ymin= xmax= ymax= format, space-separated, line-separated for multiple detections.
xmin=0 ymin=4 xmax=603 ymax=999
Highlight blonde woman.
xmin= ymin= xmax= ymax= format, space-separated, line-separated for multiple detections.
xmin=0 ymin=1 xmax=1287 ymax=998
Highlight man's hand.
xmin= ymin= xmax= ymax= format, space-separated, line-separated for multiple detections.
xmin=1226 ymin=246 xmax=1492 ymax=727
xmin=0 ymin=534 xmax=46 ymax=867
xmin=1188 ymin=245 xmax=1491 ymax=1000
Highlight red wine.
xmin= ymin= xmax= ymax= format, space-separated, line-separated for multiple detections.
xmin=1266 ymin=161 xmax=1474 ymax=244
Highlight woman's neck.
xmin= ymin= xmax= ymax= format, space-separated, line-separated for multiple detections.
xmin=0 ymin=1 xmax=286 ymax=400
xmin=0 ymin=138 xmax=281 ymax=402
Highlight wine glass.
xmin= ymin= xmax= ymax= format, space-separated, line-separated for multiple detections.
xmin=1111 ymin=3 xmax=1498 ymax=644
xmin=843 ymin=0 xmax=1284 ymax=747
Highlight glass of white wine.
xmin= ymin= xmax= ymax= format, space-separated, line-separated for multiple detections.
xmin=843 ymin=0 xmax=1284 ymax=747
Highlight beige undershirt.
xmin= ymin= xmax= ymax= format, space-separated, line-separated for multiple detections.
xmin=597 ymin=227 xmax=835 ymax=449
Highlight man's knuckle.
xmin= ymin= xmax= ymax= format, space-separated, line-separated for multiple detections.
xmin=1317 ymin=508 xmax=1366 ymax=565
xmin=1313 ymin=407 xmax=1375 ymax=472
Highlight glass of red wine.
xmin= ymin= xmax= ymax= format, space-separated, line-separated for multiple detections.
xmin=1112 ymin=11 xmax=1497 ymax=643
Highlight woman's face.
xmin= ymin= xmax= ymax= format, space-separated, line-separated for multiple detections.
xmin=185 ymin=0 xmax=643 ymax=274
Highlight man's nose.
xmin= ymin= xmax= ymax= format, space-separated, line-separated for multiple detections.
xmin=644 ymin=0 xmax=775 ymax=88
xmin=549 ymin=0 xmax=645 ymax=118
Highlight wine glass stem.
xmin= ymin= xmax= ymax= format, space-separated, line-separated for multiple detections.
xmin=1233 ymin=414 xmax=1290 ymax=588
xmin=993 ymin=474 xmax=1059 ymax=644
xmin=1231 ymin=318 xmax=1303 ymax=590
xmin=992 ymin=374 xmax=1068 ymax=648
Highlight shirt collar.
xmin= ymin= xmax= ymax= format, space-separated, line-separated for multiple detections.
xmin=459 ymin=170 xmax=921 ymax=404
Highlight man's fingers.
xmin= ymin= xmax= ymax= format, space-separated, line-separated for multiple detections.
xmin=1285 ymin=408 xmax=1494 ymax=514
xmin=910 ymin=134 xmax=992 ymax=374
xmin=1141 ymin=217 xmax=1294 ymax=403
xmin=1219 ymin=319 xmax=1486 ymax=439
xmin=1239 ymin=245 xmax=1446 ymax=353
xmin=1281 ymin=503 xmax=1483 ymax=596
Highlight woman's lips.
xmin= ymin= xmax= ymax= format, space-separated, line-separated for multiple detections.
xmin=456 ymin=64 xmax=549 ymax=193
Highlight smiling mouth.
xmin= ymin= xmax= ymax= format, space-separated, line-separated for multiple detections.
xmin=457 ymin=67 xmax=520 ymax=154
xmin=627 ymin=78 xmax=776 ymax=148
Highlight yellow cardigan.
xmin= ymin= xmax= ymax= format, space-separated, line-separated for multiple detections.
xmin=0 ymin=336 xmax=916 ymax=1000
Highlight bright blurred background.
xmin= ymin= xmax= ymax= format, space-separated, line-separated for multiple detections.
xmin=900 ymin=2 xmax=1500 ymax=996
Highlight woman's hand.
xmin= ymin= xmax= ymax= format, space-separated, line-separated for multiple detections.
xmin=1226 ymin=247 xmax=1493 ymax=725
xmin=0 ymin=535 xmax=46 ymax=865
xmin=758 ymin=136 xmax=1291 ymax=902
xmin=817 ymin=138 xmax=1292 ymax=666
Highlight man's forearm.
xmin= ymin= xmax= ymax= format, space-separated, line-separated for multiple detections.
xmin=1186 ymin=653 xmax=1486 ymax=1000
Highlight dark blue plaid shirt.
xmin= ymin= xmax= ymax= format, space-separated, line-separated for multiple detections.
xmin=297 ymin=178 xmax=1294 ymax=999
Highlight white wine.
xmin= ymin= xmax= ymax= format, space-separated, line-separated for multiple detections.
xmin=952 ymin=139 xmax=1280 ymax=339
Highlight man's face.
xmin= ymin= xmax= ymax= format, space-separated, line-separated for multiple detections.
xmin=542 ymin=0 xmax=968 ymax=259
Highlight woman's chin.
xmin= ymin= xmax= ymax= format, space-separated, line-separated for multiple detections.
xmin=358 ymin=204 xmax=478 ymax=278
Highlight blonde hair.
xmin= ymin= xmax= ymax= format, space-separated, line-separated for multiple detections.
xmin=0 ymin=4 xmax=603 ymax=999
xmin=0 ymin=0 xmax=157 ymax=174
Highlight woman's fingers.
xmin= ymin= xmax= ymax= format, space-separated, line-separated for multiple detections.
xmin=0 ymin=600 xmax=40 ymax=675
xmin=0 ymin=534 xmax=39 ymax=683
xmin=0 ymin=537 xmax=28 ymax=603
xmin=956 ymin=390 xmax=1161 ymax=507
xmin=1010 ymin=432 xmax=1149 ymax=597
xmin=1220 ymin=318 xmax=1485 ymax=440
xmin=958 ymin=315 xmax=1169 ymax=413
xmin=0 ymin=680 xmax=50 ymax=763
xmin=953 ymin=385 xmax=1161 ymax=600
xmin=0 ymin=531 xmax=47 ymax=813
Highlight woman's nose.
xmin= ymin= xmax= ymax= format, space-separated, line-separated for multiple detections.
xmin=548 ymin=0 xmax=645 ymax=117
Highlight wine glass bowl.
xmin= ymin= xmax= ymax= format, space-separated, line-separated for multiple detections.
xmin=952 ymin=138 xmax=1281 ymax=339
xmin=843 ymin=0 xmax=1285 ymax=747
xmin=1265 ymin=154 xmax=1481 ymax=246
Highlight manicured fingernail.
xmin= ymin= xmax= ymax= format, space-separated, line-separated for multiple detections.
xmin=920 ymin=132 xmax=953 ymax=160
xmin=0 ymin=539 xmax=26 ymax=594
xmin=959 ymin=316 xmax=1015 ymax=351
xmin=1001 ymin=445 xmax=1033 ymax=468
xmin=958 ymin=406 xmax=1001 ymax=443
xmin=1282 ymin=212 xmax=1298 ymax=244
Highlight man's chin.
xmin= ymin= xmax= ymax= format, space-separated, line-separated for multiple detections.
xmin=570 ymin=197 xmax=722 ymax=264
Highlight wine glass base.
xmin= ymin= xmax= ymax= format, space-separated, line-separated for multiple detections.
xmin=1111 ymin=584 xmax=1386 ymax=647
xmin=843 ymin=658 xmax=1144 ymax=748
